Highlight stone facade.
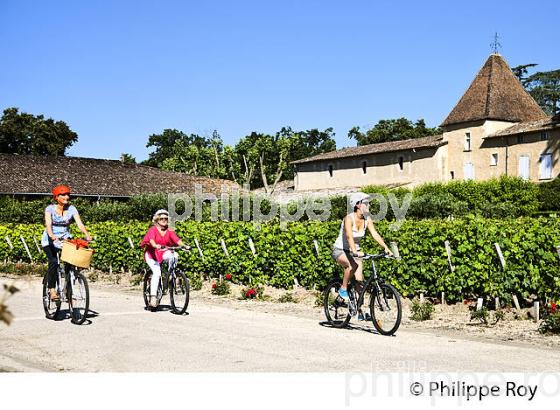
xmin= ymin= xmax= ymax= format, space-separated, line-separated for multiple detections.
xmin=293 ymin=53 xmax=559 ymax=191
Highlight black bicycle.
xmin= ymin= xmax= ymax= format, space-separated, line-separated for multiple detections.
xmin=42 ymin=251 xmax=90 ymax=325
xmin=143 ymin=246 xmax=190 ymax=314
xmin=324 ymin=252 xmax=402 ymax=336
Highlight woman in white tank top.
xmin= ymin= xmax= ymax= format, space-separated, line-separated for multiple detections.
xmin=332 ymin=192 xmax=392 ymax=302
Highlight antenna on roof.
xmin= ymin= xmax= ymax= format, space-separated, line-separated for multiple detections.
xmin=490 ymin=32 xmax=502 ymax=54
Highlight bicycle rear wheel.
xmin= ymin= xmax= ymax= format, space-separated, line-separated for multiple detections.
xmin=42 ymin=274 xmax=60 ymax=320
xmin=143 ymin=273 xmax=163 ymax=310
xmin=142 ymin=273 xmax=151 ymax=308
xmin=70 ymin=272 xmax=89 ymax=325
xmin=369 ymin=283 xmax=402 ymax=336
xmin=323 ymin=279 xmax=351 ymax=328
xmin=170 ymin=270 xmax=190 ymax=315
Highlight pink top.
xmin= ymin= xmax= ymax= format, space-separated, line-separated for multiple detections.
xmin=140 ymin=226 xmax=181 ymax=262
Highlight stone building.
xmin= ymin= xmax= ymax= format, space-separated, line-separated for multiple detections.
xmin=292 ymin=53 xmax=559 ymax=190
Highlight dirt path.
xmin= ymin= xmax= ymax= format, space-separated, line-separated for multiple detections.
xmin=1 ymin=277 xmax=559 ymax=372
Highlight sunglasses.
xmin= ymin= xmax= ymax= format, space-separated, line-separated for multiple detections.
xmin=159 ymin=217 xmax=169 ymax=221
xmin=59 ymin=193 xmax=71 ymax=197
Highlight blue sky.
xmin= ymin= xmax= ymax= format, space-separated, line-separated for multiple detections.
xmin=1 ymin=0 xmax=558 ymax=161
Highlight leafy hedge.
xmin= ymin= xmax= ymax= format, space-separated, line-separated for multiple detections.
xmin=1 ymin=176 xmax=557 ymax=224
xmin=1 ymin=217 xmax=559 ymax=304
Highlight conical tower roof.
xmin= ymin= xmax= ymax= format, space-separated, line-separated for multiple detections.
xmin=441 ymin=54 xmax=547 ymax=127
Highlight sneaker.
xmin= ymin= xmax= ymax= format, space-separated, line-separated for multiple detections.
xmin=358 ymin=312 xmax=372 ymax=321
xmin=338 ymin=288 xmax=349 ymax=301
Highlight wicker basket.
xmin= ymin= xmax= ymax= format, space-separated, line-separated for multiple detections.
xmin=60 ymin=241 xmax=94 ymax=268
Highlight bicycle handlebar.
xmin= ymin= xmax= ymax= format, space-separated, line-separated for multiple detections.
xmin=160 ymin=245 xmax=191 ymax=251
xmin=344 ymin=250 xmax=397 ymax=260
xmin=362 ymin=252 xmax=397 ymax=260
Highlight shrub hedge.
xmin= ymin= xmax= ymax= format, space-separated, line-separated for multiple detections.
xmin=1 ymin=216 xmax=559 ymax=304
xmin=2 ymin=176 xmax=555 ymax=224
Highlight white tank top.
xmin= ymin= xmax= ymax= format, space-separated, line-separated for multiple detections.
xmin=333 ymin=213 xmax=368 ymax=251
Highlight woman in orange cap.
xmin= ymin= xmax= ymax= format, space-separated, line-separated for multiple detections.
xmin=41 ymin=184 xmax=92 ymax=301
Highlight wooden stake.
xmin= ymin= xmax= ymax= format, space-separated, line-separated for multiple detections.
xmin=476 ymin=298 xmax=483 ymax=311
xmin=512 ymin=294 xmax=521 ymax=311
xmin=534 ymin=301 xmax=540 ymax=322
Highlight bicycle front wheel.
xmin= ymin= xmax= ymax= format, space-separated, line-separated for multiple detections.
xmin=70 ymin=272 xmax=89 ymax=325
xmin=170 ymin=270 xmax=190 ymax=315
xmin=323 ymin=279 xmax=351 ymax=328
xmin=42 ymin=274 xmax=60 ymax=320
xmin=369 ymin=283 xmax=402 ymax=336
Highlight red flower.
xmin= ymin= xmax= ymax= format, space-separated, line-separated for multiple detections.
xmin=245 ymin=288 xmax=256 ymax=298
xmin=212 ymin=283 xmax=217 ymax=289
xmin=225 ymin=274 xmax=232 ymax=280
xmin=552 ymin=302 xmax=557 ymax=313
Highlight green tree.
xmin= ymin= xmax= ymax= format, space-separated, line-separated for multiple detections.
xmin=234 ymin=127 xmax=336 ymax=191
xmin=0 ymin=107 xmax=78 ymax=155
xmin=511 ymin=64 xmax=560 ymax=115
xmin=525 ymin=70 xmax=560 ymax=115
xmin=348 ymin=118 xmax=441 ymax=146
xmin=120 ymin=153 xmax=136 ymax=164
xmin=144 ymin=129 xmax=229 ymax=178
xmin=511 ymin=63 xmax=538 ymax=84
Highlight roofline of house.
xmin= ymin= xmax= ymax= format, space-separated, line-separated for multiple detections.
xmin=291 ymin=140 xmax=447 ymax=165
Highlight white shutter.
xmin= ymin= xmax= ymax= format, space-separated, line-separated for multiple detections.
xmin=540 ymin=154 xmax=552 ymax=179
xmin=518 ymin=156 xmax=530 ymax=180
xmin=463 ymin=163 xmax=474 ymax=180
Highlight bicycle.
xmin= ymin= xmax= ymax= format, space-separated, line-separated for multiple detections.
xmin=324 ymin=251 xmax=402 ymax=336
xmin=143 ymin=246 xmax=190 ymax=314
xmin=42 ymin=243 xmax=90 ymax=325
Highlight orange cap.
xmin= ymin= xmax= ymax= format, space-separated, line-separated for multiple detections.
xmin=52 ymin=184 xmax=71 ymax=198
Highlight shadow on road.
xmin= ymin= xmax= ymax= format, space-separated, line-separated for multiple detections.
xmin=318 ymin=320 xmax=396 ymax=337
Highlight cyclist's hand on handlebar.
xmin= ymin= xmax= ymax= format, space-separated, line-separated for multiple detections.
xmin=352 ymin=251 xmax=365 ymax=258
xmin=383 ymin=247 xmax=394 ymax=257
xmin=181 ymin=245 xmax=191 ymax=251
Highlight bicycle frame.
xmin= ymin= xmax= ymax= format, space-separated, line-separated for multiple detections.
xmin=55 ymin=252 xmax=76 ymax=304
xmin=350 ymin=253 xmax=392 ymax=312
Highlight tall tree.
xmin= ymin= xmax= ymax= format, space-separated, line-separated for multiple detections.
xmin=525 ymin=70 xmax=560 ymax=115
xmin=512 ymin=64 xmax=560 ymax=115
xmin=234 ymin=127 xmax=337 ymax=192
xmin=144 ymin=129 xmax=229 ymax=178
xmin=0 ymin=107 xmax=78 ymax=155
xmin=348 ymin=118 xmax=441 ymax=146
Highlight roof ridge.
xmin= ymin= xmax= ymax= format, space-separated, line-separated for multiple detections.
xmin=484 ymin=55 xmax=494 ymax=118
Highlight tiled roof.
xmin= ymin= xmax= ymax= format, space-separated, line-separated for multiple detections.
xmin=291 ymin=134 xmax=446 ymax=164
xmin=441 ymin=54 xmax=547 ymax=127
xmin=0 ymin=154 xmax=238 ymax=197
xmin=486 ymin=116 xmax=560 ymax=138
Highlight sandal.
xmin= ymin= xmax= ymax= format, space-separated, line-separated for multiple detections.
xmin=149 ymin=296 xmax=158 ymax=308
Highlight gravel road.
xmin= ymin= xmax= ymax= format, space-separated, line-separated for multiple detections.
xmin=1 ymin=277 xmax=559 ymax=372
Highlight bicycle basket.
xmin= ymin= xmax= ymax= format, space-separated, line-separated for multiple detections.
xmin=60 ymin=240 xmax=94 ymax=268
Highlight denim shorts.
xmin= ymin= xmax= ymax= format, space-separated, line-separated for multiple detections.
xmin=332 ymin=247 xmax=352 ymax=262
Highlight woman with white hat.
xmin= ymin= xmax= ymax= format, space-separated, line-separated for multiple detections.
xmin=332 ymin=192 xmax=392 ymax=316
xmin=140 ymin=209 xmax=188 ymax=308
